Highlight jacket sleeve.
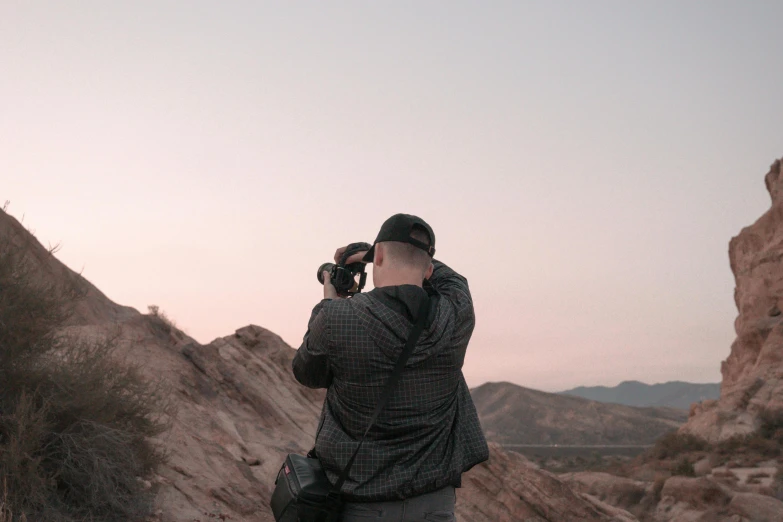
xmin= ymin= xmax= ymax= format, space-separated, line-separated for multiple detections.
xmin=292 ymin=299 xmax=333 ymax=389
xmin=427 ymin=260 xmax=475 ymax=340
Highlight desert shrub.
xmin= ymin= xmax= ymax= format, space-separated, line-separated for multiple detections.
xmin=147 ymin=305 xmax=182 ymax=341
xmin=745 ymin=434 xmax=781 ymax=458
xmin=738 ymin=378 xmax=764 ymax=409
xmin=715 ymin=433 xmax=781 ymax=459
xmin=671 ymin=457 xmax=695 ymax=477
xmin=648 ymin=431 xmax=708 ymax=459
xmin=714 ymin=435 xmax=743 ymax=455
xmin=147 ymin=304 xmax=176 ymax=328
xmin=0 ymin=232 xmax=169 ymax=521
xmin=758 ymin=408 xmax=783 ymax=442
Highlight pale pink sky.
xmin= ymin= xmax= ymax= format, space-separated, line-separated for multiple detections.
xmin=2 ymin=2 xmax=781 ymax=391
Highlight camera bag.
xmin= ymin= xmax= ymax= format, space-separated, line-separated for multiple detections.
xmin=270 ymin=296 xmax=431 ymax=522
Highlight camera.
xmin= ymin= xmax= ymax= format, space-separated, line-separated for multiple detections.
xmin=317 ymin=242 xmax=371 ymax=297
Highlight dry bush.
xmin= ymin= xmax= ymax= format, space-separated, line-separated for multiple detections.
xmin=146 ymin=305 xmax=184 ymax=342
xmin=758 ymin=407 xmax=783 ymax=442
xmin=716 ymin=434 xmax=780 ymax=460
xmin=0 ymin=233 xmax=169 ymax=521
xmin=738 ymin=378 xmax=764 ymax=409
xmin=671 ymin=457 xmax=696 ymax=477
xmin=147 ymin=305 xmax=176 ymax=328
xmin=648 ymin=431 xmax=708 ymax=460
xmin=0 ymin=478 xmax=26 ymax=522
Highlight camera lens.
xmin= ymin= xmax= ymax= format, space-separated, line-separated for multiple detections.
xmin=317 ymin=263 xmax=334 ymax=285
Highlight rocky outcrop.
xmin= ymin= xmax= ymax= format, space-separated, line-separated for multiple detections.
xmin=682 ymin=157 xmax=783 ymax=442
xmin=727 ymin=492 xmax=783 ymax=522
xmin=458 ymin=445 xmax=636 ymax=521
xmin=561 ymin=472 xmax=649 ymax=513
xmin=0 ymin=209 xmax=634 ymax=521
xmin=153 ymin=325 xmax=325 ymax=521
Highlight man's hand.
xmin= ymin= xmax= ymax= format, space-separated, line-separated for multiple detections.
xmin=334 ymin=245 xmax=369 ymax=265
xmin=322 ymin=270 xmax=339 ymax=300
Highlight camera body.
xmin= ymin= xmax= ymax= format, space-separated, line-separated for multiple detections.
xmin=317 ymin=242 xmax=371 ymax=297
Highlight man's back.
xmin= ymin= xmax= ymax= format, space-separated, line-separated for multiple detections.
xmin=293 ymin=260 xmax=488 ymax=501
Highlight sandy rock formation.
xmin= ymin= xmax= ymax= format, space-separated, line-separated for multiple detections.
xmin=0 ymin=209 xmax=637 ymax=521
xmin=683 ymin=157 xmax=783 ymax=442
xmin=561 ymin=472 xmax=649 ymax=514
xmin=653 ymin=476 xmax=733 ymax=521
xmin=727 ymin=492 xmax=783 ymax=521
xmin=153 ymin=325 xmax=325 ymax=521
xmin=457 ymin=445 xmax=637 ymax=521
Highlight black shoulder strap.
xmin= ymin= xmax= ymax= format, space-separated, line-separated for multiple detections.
xmin=330 ymin=296 xmax=431 ymax=495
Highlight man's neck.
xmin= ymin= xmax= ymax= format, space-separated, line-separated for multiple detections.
xmin=375 ymin=273 xmax=423 ymax=288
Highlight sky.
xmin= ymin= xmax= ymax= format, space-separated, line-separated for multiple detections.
xmin=2 ymin=1 xmax=782 ymax=392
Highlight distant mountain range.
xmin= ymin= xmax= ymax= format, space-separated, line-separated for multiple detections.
xmin=471 ymin=382 xmax=687 ymax=446
xmin=559 ymin=380 xmax=720 ymax=410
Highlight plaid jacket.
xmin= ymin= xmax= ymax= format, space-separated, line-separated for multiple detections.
xmin=292 ymin=260 xmax=489 ymax=501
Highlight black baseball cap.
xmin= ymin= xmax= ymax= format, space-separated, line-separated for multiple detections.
xmin=362 ymin=214 xmax=436 ymax=263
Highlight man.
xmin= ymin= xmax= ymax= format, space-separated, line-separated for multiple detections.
xmin=292 ymin=214 xmax=488 ymax=522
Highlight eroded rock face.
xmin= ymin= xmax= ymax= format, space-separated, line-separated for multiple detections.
xmin=457 ymin=445 xmax=636 ymax=522
xmin=728 ymin=492 xmax=783 ymax=522
xmin=561 ymin=472 xmax=648 ymax=513
xmin=682 ymin=157 xmax=783 ymax=442
xmin=153 ymin=325 xmax=325 ymax=521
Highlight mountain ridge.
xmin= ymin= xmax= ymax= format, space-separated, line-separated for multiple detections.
xmin=472 ymin=381 xmax=687 ymax=446
xmin=559 ymin=380 xmax=720 ymax=410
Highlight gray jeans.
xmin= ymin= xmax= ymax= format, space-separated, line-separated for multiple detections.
xmin=340 ymin=487 xmax=456 ymax=522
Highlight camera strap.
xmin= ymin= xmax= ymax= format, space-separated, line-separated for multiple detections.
xmin=329 ymin=295 xmax=431 ymax=497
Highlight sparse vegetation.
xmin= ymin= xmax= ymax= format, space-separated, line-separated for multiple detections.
xmin=715 ymin=429 xmax=781 ymax=462
xmin=738 ymin=378 xmax=765 ymax=409
xmin=672 ymin=457 xmax=696 ymax=477
xmin=758 ymin=407 xmax=783 ymax=442
xmin=147 ymin=304 xmax=182 ymax=340
xmin=644 ymin=411 xmax=783 ymax=469
xmin=147 ymin=304 xmax=175 ymax=327
xmin=0 ymin=233 xmax=170 ymax=521
xmin=671 ymin=457 xmax=696 ymax=477
xmin=648 ymin=431 xmax=708 ymax=460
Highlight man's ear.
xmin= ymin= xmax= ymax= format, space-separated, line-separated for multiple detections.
xmin=425 ymin=262 xmax=434 ymax=280
xmin=375 ymin=243 xmax=384 ymax=266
